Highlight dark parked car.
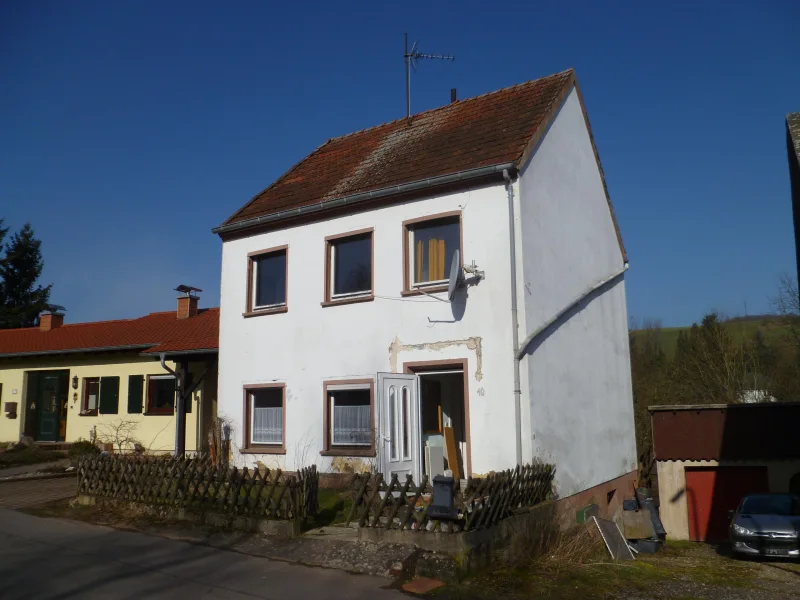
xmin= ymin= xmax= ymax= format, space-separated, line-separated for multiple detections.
xmin=729 ymin=493 xmax=800 ymax=558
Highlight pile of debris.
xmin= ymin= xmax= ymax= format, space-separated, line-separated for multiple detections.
xmin=578 ymin=487 xmax=666 ymax=561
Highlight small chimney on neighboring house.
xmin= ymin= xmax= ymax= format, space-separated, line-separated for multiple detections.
xmin=39 ymin=311 xmax=65 ymax=331
xmin=175 ymin=285 xmax=202 ymax=319
xmin=450 ymin=88 xmax=457 ymax=103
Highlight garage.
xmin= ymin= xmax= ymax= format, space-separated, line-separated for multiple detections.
xmin=685 ymin=466 xmax=768 ymax=541
xmin=649 ymin=403 xmax=800 ymax=541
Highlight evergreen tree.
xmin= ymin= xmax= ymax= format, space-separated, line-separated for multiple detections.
xmin=0 ymin=222 xmax=51 ymax=328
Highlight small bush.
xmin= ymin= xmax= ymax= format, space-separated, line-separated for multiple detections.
xmin=0 ymin=446 xmax=66 ymax=468
xmin=69 ymin=440 xmax=101 ymax=463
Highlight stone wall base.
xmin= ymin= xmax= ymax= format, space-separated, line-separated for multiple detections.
xmin=76 ymin=495 xmax=299 ymax=537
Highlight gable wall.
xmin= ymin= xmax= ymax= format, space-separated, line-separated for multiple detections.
xmin=517 ymin=86 xmax=636 ymax=497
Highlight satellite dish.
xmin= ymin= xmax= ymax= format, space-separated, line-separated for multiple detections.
xmin=447 ymin=249 xmax=465 ymax=302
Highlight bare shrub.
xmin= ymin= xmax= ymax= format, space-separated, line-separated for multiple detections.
xmin=501 ymin=506 xmax=605 ymax=568
xmin=207 ymin=414 xmax=234 ymax=467
xmin=96 ymin=418 xmax=142 ymax=454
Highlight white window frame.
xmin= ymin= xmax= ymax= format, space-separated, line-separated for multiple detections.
xmin=408 ymin=218 xmax=460 ymax=289
xmin=328 ymin=383 xmax=372 ymax=447
xmin=330 ymin=244 xmax=371 ymax=299
xmin=252 ymin=251 xmax=287 ymax=311
xmin=248 ymin=388 xmax=283 ymax=446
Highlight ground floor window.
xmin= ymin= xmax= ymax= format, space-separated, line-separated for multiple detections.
xmin=322 ymin=380 xmax=374 ymax=456
xmin=147 ymin=375 xmax=175 ymax=415
xmin=82 ymin=377 xmax=100 ymax=415
xmin=242 ymin=384 xmax=285 ymax=454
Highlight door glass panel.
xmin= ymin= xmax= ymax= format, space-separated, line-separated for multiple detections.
xmin=388 ymin=386 xmax=397 ymax=460
xmin=42 ymin=377 xmax=57 ymax=413
xmin=401 ymin=386 xmax=410 ymax=460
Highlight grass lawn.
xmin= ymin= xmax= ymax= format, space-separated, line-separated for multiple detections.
xmin=0 ymin=446 xmax=67 ymax=469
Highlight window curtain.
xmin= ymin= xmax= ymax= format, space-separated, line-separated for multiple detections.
xmin=253 ymin=406 xmax=282 ymax=444
xmin=415 ymin=238 xmax=446 ymax=282
xmin=333 ymin=403 xmax=371 ymax=445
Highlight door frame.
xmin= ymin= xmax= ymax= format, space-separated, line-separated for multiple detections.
xmin=27 ymin=369 xmax=70 ymax=442
xmin=403 ymin=359 xmax=471 ymax=478
xmin=377 ymin=372 xmax=421 ymax=481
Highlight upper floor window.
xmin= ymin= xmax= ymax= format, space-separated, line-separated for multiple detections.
xmin=324 ymin=229 xmax=373 ymax=305
xmin=403 ymin=213 xmax=461 ymax=293
xmin=246 ymin=246 xmax=288 ymax=315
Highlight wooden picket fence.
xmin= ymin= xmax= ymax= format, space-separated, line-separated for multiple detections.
xmin=77 ymin=454 xmax=318 ymax=521
xmin=346 ymin=463 xmax=554 ymax=533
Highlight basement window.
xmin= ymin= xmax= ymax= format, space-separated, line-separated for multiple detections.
xmin=324 ymin=229 xmax=373 ymax=304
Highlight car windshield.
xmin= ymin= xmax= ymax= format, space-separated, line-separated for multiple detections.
xmin=739 ymin=495 xmax=799 ymax=516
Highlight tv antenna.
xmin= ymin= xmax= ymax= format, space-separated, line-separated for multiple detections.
xmin=404 ymin=33 xmax=454 ymax=119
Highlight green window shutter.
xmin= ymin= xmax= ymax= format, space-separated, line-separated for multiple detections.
xmin=99 ymin=376 xmax=120 ymax=414
xmin=127 ymin=375 xmax=144 ymax=414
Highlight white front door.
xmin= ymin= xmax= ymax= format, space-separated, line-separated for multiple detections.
xmin=377 ymin=373 xmax=421 ymax=482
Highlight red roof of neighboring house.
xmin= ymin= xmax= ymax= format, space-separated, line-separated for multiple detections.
xmin=0 ymin=308 xmax=219 ymax=358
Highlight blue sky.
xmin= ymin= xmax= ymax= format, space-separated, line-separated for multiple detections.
xmin=1 ymin=1 xmax=798 ymax=327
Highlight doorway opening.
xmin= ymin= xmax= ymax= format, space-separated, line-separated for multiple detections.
xmin=405 ymin=360 xmax=470 ymax=479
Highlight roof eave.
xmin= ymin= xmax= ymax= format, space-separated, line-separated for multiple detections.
xmin=212 ymin=162 xmax=518 ymax=237
xmin=141 ymin=348 xmax=219 ymax=358
xmin=0 ymin=344 xmax=156 ymax=359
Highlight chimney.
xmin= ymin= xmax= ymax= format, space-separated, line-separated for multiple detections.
xmin=39 ymin=311 xmax=64 ymax=331
xmin=175 ymin=285 xmax=202 ymax=319
xmin=450 ymin=88 xmax=457 ymax=103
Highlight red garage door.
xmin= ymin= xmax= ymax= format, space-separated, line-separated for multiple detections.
xmin=685 ymin=466 xmax=769 ymax=541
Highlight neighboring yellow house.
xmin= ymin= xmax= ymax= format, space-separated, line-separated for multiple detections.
xmin=0 ymin=291 xmax=218 ymax=454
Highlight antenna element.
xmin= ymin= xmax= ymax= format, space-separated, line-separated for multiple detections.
xmin=404 ymin=33 xmax=454 ymax=119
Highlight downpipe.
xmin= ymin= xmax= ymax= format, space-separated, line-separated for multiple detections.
xmin=160 ymin=353 xmax=185 ymax=458
xmin=504 ymin=169 xmax=523 ymax=466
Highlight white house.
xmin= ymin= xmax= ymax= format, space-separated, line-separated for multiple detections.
xmin=213 ymin=69 xmax=637 ymax=504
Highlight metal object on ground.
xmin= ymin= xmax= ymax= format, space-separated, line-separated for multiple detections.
xmin=592 ymin=516 xmax=634 ymax=560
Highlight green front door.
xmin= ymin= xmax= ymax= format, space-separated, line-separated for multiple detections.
xmin=34 ymin=372 xmax=64 ymax=442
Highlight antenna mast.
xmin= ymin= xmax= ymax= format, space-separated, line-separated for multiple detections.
xmin=404 ymin=33 xmax=454 ymax=119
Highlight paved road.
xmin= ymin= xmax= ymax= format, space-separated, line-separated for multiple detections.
xmin=0 ymin=508 xmax=402 ymax=599
xmin=0 ymin=477 xmax=76 ymax=508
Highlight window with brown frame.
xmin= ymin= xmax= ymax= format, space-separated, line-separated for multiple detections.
xmin=403 ymin=213 xmax=461 ymax=293
xmin=147 ymin=375 xmax=175 ymax=415
xmin=82 ymin=377 xmax=100 ymax=416
xmin=246 ymin=246 xmax=288 ymax=315
xmin=324 ymin=229 xmax=373 ymax=305
xmin=322 ymin=380 xmax=375 ymax=456
xmin=242 ymin=384 xmax=286 ymax=454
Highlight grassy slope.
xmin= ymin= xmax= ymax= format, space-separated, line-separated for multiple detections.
xmin=631 ymin=315 xmax=794 ymax=358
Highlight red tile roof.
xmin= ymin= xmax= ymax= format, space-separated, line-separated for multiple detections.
xmin=223 ymin=70 xmax=576 ymax=227
xmin=0 ymin=309 xmax=218 ymax=358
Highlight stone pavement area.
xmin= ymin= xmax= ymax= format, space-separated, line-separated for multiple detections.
xmin=0 ymin=476 xmax=77 ymax=509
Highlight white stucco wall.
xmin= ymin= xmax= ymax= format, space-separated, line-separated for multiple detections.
xmin=218 ymin=184 xmax=518 ymax=475
xmin=517 ymin=86 xmax=636 ymax=497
